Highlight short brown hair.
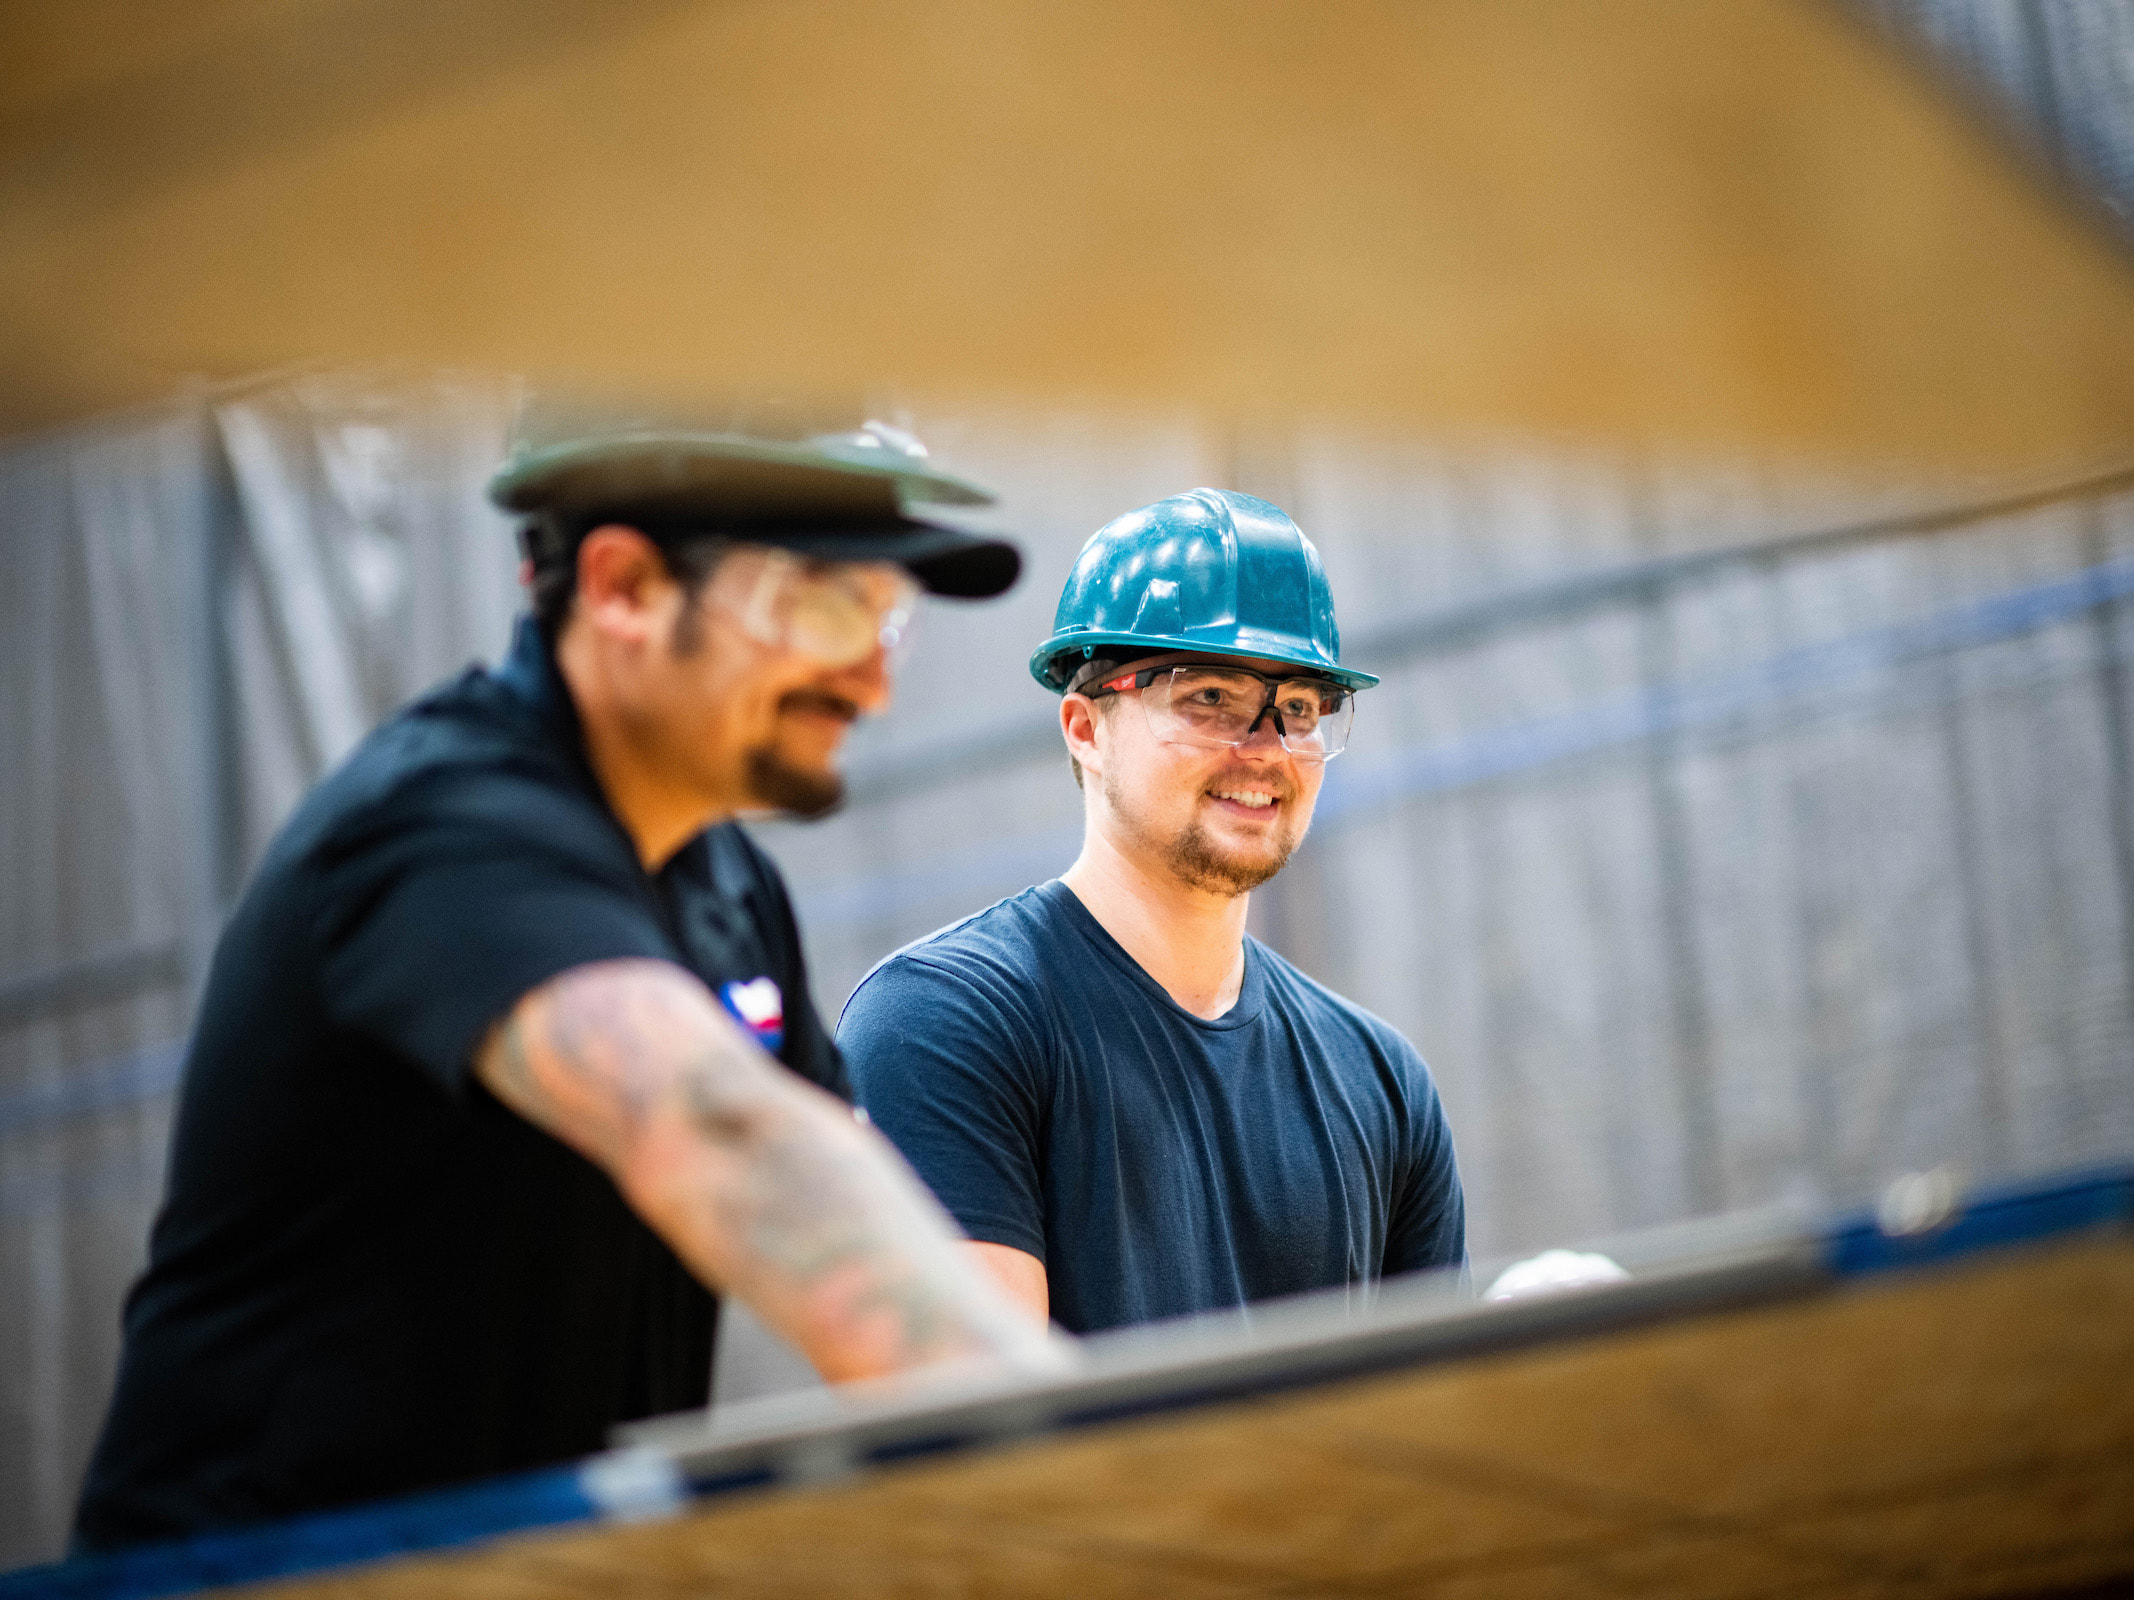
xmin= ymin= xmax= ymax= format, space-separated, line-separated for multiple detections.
xmin=526 ymin=515 xmax=730 ymax=646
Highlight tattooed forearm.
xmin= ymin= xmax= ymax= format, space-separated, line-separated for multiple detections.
xmin=480 ymin=961 xmax=756 ymax=1168
xmin=690 ymin=1101 xmax=972 ymax=1370
xmin=475 ymin=959 xmax=1064 ymax=1383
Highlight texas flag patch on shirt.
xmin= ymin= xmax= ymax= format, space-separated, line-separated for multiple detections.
xmin=720 ymin=976 xmax=785 ymax=1053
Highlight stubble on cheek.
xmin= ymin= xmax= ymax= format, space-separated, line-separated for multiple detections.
xmin=1104 ymin=760 xmax=1303 ymax=897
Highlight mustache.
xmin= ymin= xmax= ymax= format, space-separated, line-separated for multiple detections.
xmin=778 ymin=689 xmax=863 ymax=724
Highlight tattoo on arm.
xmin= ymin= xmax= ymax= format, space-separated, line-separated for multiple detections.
xmin=688 ymin=1088 xmax=960 ymax=1364
xmin=476 ymin=960 xmax=1054 ymax=1380
xmin=480 ymin=961 xmax=756 ymax=1169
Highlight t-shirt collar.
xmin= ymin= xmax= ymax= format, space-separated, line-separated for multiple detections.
xmin=1037 ymin=879 xmax=1266 ymax=1029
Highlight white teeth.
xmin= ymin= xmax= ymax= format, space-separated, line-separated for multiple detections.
xmin=1211 ymin=790 xmax=1275 ymax=808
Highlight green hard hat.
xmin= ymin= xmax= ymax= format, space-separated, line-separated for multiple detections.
xmin=489 ymin=419 xmax=1019 ymax=599
xmin=1029 ymin=488 xmax=1378 ymax=693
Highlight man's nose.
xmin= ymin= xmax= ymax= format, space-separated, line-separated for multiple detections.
xmin=1234 ymin=713 xmax=1290 ymax=759
xmin=828 ymin=644 xmax=894 ymax=714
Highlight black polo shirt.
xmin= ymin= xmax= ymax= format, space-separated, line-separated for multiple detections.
xmin=75 ymin=619 xmax=844 ymax=1550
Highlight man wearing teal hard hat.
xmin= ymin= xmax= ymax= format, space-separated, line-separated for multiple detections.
xmin=77 ymin=419 xmax=1063 ymax=1549
xmin=840 ymin=489 xmax=1465 ymax=1334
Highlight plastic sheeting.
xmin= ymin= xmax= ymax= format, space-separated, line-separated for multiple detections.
xmin=0 ymin=405 xmax=222 ymax=1565
xmin=1864 ymin=0 xmax=2134 ymax=230
xmin=0 ymin=376 xmax=520 ymax=1564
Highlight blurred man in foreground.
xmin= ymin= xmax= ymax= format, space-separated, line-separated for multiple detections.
xmin=841 ymin=489 xmax=1465 ymax=1334
xmin=76 ymin=426 xmax=1057 ymax=1549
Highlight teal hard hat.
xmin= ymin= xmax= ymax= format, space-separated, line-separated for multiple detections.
xmin=1029 ymin=489 xmax=1378 ymax=693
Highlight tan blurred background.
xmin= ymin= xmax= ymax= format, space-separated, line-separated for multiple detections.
xmin=6 ymin=0 xmax=2134 ymax=470
xmin=6 ymin=0 xmax=2134 ymax=1569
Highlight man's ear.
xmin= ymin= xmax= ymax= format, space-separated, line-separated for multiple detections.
xmin=1061 ymin=693 xmax=1104 ymax=783
xmin=573 ymin=525 xmax=677 ymax=645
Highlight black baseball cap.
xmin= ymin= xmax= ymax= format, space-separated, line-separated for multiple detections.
xmin=489 ymin=423 xmax=1021 ymax=599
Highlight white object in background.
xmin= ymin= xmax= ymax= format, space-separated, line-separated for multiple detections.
xmin=1484 ymin=1249 xmax=1632 ymax=1303
xmin=1876 ymin=1166 xmax=1964 ymax=1237
xmin=712 ymin=1296 xmax=827 ymax=1412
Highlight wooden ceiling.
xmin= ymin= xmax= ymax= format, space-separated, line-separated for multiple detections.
xmin=5 ymin=1 xmax=2134 ymax=475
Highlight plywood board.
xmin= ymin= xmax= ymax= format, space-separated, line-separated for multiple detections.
xmin=242 ymin=1236 xmax=2134 ymax=1599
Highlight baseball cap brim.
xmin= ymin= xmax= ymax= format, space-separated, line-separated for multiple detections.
xmin=493 ymin=430 xmax=1020 ymax=598
xmin=755 ymin=518 xmax=1021 ymax=599
xmin=489 ymin=430 xmax=994 ymax=518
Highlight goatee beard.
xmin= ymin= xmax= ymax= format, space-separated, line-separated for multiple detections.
xmin=745 ymin=747 xmax=844 ymax=819
xmin=1167 ymin=818 xmax=1294 ymax=895
xmin=744 ymin=688 xmax=860 ymax=819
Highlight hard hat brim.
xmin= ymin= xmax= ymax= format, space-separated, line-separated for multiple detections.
xmin=1030 ymin=631 xmax=1379 ymax=694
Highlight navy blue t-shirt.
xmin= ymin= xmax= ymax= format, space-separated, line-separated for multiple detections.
xmin=839 ymin=881 xmax=1464 ymax=1335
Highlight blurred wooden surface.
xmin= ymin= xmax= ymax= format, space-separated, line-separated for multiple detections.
xmin=5 ymin=1 xmax=2134 ymax=473
xmin=247 ymin=1236 xmax=2134 ymax=1598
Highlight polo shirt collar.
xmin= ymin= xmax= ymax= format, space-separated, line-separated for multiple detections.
xmin=494 ymin=616 xmax=580 ymax=739
xmin=494 ymin=616 xmax=620 ymax=826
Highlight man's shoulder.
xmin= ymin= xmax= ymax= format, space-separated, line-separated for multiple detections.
xmin=1254 ymin=941 xmax=1427 ymax=1065
xmin=842 ymin=885 xmax=1068 ymax=1021
xmin=269 ymin=668 xmax=613 ymax=876
xmin=1252 ymin=947 xmax=1453 ymax=1159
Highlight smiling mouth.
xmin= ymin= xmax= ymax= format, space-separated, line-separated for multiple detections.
xmin=1208 ymin=788 xmax=1279 ymax=810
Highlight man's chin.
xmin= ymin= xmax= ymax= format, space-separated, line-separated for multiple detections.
xmin=1169 ymin=825 xmax=1294 ymax=896
xmin=744 ymin=748 xmax=845 ymax=819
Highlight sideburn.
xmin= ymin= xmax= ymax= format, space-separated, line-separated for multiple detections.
xmin=662 ymin=536 xmax=731 ymax=658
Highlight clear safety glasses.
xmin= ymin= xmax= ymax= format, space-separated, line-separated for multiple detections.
xmin=712 ymin=546 xmax=921 ymax=669
xmin=1093 ymin=663 xmax=1356 ymax=761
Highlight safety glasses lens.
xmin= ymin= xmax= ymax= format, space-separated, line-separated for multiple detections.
xmin=726 ymin=550 xmax=921 ymax=668
xmin=1146 ymin=668 xmax=1352 ymax=759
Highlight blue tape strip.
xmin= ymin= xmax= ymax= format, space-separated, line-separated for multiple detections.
xmin=1824 ymin=1163 xmax=2134 ymax=1279
xmin=0 ymin=1465 xmax=594 ymax=1600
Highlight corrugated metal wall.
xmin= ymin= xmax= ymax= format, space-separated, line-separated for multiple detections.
xmin=0 ymin=375 xmax=523 ymax=1564
xmin=6 ymin=0 xmax=2134 ymax=1569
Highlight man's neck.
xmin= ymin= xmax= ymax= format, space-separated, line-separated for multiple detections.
xmin=1060 ymin=827 xmax=1249 ymax=1021
xmin=557 ymin=632 xmax=734 ymax=871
